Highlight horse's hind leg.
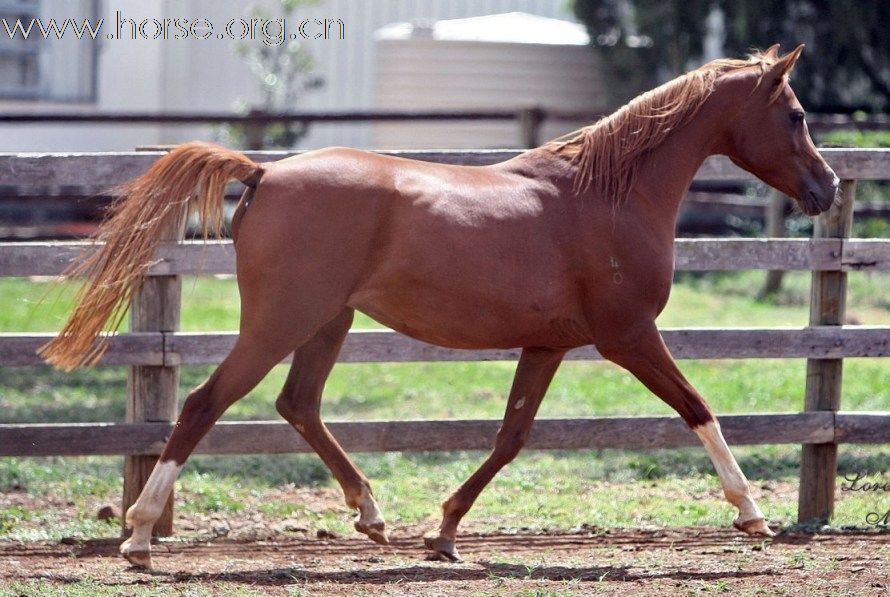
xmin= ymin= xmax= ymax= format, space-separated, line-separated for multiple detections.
xmin=598 ymin=323 xmax=774 ymax=537
xmin=275 ymin=307 xmax=388 ymax=545
xmin=120 ymin=336 xmax=289 ymax=567
xmin=424 ymin=347 xmax=565 ymax=562
xmin=121 ymin=274 xmax=352 ymax=567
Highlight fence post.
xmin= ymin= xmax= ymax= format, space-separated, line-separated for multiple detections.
xmin=121 ymin=150 xmax=185 ymax=537
xmin=518 ymin=106 xmax=543 ymax=149
xmin=244 ymin=108 xmax=266 ymax=150
xmin=762 ymin=190 xmax=789 ymax=295
xmin=798 ymin=179 xmax=855 ymax=524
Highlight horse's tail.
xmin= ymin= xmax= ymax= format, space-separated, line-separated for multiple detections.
xmin=39 ymin=141 xmax=264 ymax=371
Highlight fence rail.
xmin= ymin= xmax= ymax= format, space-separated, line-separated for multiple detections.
xmin=3 ymin=238 xmax=889 ymax=278
xmin=5 ymin=412 xmax=887 ymax=457
xmin=2 ymin=108 xmax=888 ymax=131
xmin=2 ymin=148 xmax=890 ymax=185
xmin=1 ymin=326 xmax=887 ymax=368
xmin=0 ymin=147 xmax=887 ymax=535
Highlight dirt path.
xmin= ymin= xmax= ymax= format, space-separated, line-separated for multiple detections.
xmin=1 ymin=527 xmax=887 ymax=595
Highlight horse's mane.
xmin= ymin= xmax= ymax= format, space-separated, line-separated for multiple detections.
xmin=547 ymin=52 xmax=780 ymax=204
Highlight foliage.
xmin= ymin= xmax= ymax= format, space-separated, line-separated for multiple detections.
xmin=572 ymin=0 xmax=890 ymax=112
xmin=819 ymin=128 xmax=890 ymax=215
xmin=820 ymin=128 xmax=890 ymax=149
xmin=220 ymin=0 xmax=324 ymax=149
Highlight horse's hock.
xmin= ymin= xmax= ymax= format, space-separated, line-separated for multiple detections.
xmin=0 ymin=148 xmax=888 ymax=535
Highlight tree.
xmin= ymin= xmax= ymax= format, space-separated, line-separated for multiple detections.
xmin=220 ymin=0 xmax=324 ymax=149
xmin=572 ymin=0 xmax=890 ymax=112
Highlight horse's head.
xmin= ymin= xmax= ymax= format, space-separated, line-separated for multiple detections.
xmin=726 ymin=45 xmax=839 ymax=215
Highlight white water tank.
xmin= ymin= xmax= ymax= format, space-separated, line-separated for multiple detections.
xmin=373 ymin=12 xmax=606 ymax=149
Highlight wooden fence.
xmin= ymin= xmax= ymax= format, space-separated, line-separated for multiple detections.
xmin=0 ymin=148 xmax=888 ymax=535
xmin=3 ymin=109 xmax=888 ymax=149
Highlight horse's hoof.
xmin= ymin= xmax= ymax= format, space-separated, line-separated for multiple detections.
xmin=423 ymin=534 xmax=461 ymax=562
xmin=734 ymin=517 xmax=775 ymax=537
xmin=354 ymin=520 xmax=389 ymax=545
xmin=121 ymin=549 xmax=152 ymax=569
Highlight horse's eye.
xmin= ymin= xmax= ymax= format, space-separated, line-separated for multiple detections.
xmin=790 ymin=110 xmax=805 ymax=124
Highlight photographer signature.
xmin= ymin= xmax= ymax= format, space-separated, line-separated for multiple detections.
xmin=840 ymin=471 xmax=888 ymax=526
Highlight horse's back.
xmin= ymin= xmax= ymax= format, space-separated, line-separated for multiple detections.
xmin=231 ymin=146 xmax=598 ymax=349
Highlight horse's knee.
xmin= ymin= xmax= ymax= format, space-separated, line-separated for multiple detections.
xmin=492 ymin=428 xmax=529 ymax=463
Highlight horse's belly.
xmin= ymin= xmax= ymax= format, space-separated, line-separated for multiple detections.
xmin=349 ymin=285 xmax=590 ymax=350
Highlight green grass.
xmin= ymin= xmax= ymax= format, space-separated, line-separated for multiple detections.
xmin=0 ymin=271 xmax=887 ymax=540
xmin=10 ymin=269 xmax=890 ymax=333
xmin=0 ymin=445 xmax=886 ymax=542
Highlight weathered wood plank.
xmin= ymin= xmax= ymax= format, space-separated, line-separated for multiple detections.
xmin=0 ymin=412 xmax=848 ymax=457
xmin=673 ymin=239 xmax=841 ymax=271
xmin=0 ymin=148 xmax=887 ymax=189
xmin=0 ymin=150 xmax=519 ymax=189
xmin=659 ymin=326 xmax=889 ymax=360
xmin=0 ymin=241 xmax=88 ymax=276
xmin=0 ymin=422 xmax=169 ymax=456
xmin=817 ymin=148 xmax=890 ymax=180
xmin=799 ymin=180 xmax=856 ymax=525
xmin=0 ymin=240 xmax=236 ymax=277
xmin=163 ymin=326 xmax=890 ymax=367
xmin=693 ymin=149 xmax=890 ymax=180
xmin=7 ymin=238 xmax=879 ymax=277
xmin=3 ymin=326 xmax=886 ymax=367
xmin=843 ymin=239 xmax=890 ymax=271
xmin=0 ymin=332 xmax=163 ymax=366
xmin=835 ymin=412 xmax=890 ymax=444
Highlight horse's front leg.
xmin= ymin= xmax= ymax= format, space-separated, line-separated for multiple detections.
xmin=424 ymin=347 xmax=565 ymax=561
xmin=598 ymin=323 xmax=774 ymax=536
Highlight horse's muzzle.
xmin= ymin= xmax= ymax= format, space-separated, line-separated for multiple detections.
xmin=800 ymin=174 xmax=839 ymax=216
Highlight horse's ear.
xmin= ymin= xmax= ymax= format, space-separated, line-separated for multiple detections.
xmin=763 ymin=44 xmax=781 ymax=60
xmin=768 ymin=44 xmax=804 ymax=81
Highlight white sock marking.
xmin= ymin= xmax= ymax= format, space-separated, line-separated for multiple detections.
xmin=694 ymin=421 xmax=764 ymax=523
xmin=356 ymin=488 xmax=385 ymax=528
xmin=120 ymin=460 xmax=183 ymax=555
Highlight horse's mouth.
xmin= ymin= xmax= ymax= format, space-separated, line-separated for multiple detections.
xmin=800 ymin=185 xmax=837 ymax=216
xmin=800 ymin=193 xmax=824 ymax=216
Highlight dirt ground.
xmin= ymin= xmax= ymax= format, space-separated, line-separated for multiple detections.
xmin=1 ymin=526 xmax=887 ymax=596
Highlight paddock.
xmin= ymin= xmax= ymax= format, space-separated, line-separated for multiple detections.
xmin=0 ymin=148 xmax=887 ymax=592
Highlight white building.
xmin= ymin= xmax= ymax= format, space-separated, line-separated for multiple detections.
xmin=0 ymin=0 xmax=596 ymax=152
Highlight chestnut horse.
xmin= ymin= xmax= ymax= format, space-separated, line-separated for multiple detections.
xmin=41 ymin=45 xmax=838 ymax=567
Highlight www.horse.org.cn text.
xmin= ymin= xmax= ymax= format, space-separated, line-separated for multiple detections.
xmin=1 ymin=11 xmax=346 ymax=46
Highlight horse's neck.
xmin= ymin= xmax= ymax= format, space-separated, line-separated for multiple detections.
xmin=631 ymin=83 xmax=740 ymax=227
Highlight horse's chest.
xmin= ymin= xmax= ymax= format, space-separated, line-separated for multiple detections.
xmin=580 ymin=249 xmax=674 ymax=320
